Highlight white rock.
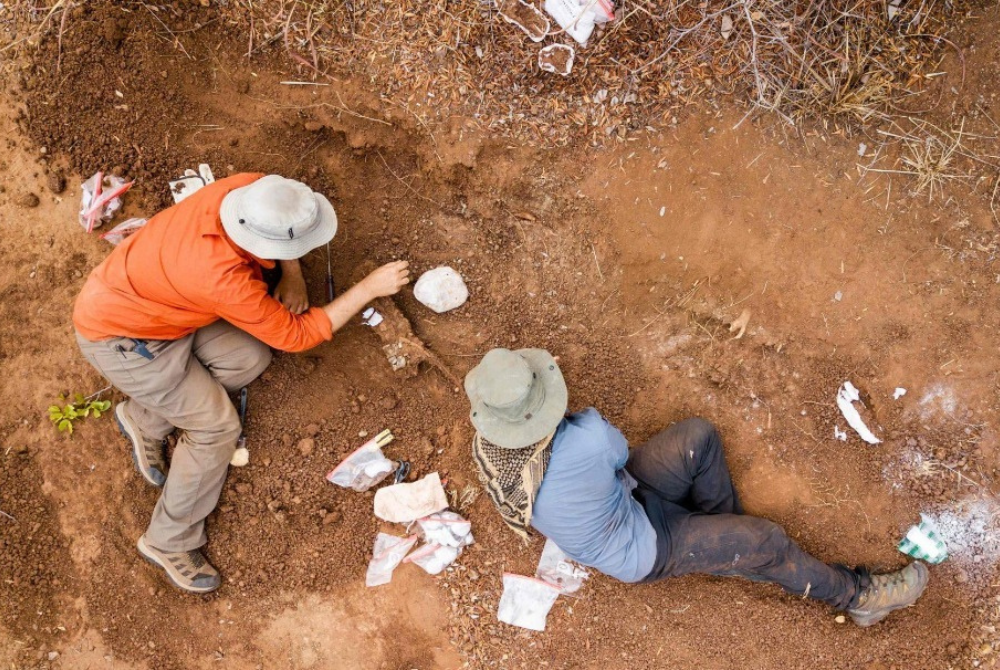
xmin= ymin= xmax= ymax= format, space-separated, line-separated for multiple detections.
xmin=413 ymin=266 xmax=469 ymax=313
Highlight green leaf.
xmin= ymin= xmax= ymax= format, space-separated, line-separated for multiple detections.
xmin=57 ymin=419 xmax=72 ymax=433
xmin=48 ymin=405 xmax=61 ymax=413
xmin=80 ymin=407 xmax=91 ymax=418
xmin=74 ymin=393 xmax=86 ymax=404
xmin=63 ymin=406 xmax=78 ymax=419
xmin=96 ymin=401 xmax=111 ymax=411
xmin=91 ymin=409 xmax=102 ymax=419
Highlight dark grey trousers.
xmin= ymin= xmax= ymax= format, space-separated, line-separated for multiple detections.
xmin=627 ymin=418 xmax=867 ymax=610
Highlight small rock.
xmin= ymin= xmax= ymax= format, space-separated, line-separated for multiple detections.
xmin=956 ymin=570 xmax=969 ymax=584
xmin=297 ymin=438 xmax=315 ymax=456
xmin=235 ymin=483 xmax=252 ymax=495
xmin=834 ymin=615 xmax=846 ymax=624
xmin=322 ymin=511 xmax=342 ymax=525
xmin=48 ymin=651 xmax=59 ymax=661
xmin=981 ymin=643 xmax=994 ymax=656
xmin=305 ymin=423 xmax=321 ymax=437
xmin=413 ymin=266 xmax=469 ymax=313
xmin=46 ymin=172 xmax=66 ymax=194
xmin=358 ymin=430 xmax=368 ymax=438
xmin=16 ymin=193 xmax=40 ymax=208
xmin=304 ymin=121 xmax=324 ymax=132
xmin=380 ymin=395 xmax=398 ymax=411
xmin=281 ymin=433 xmax=293 ymax=448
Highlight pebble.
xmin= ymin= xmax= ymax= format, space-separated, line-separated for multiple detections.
xmin=46 ymin=172 xmax=66 ymax=194
xmin=834 ymin=615 xmax=846 ymax=624
xmin=304 ymin=423 xmax=321 ymax=437
xmin=358 ymin=430 xmax=368 ymax=438
xmin=956 ymin=570 xmax=969 ymax=584
xmin=297 ymin=438 xmax=315 ymax=456
xmin=17 ymin=192 xmax=40 ymax=208
xmin=48 ymin=651 xmax=59 ymax=661
xmin=304 ymin=121 xmax=324 ymax=132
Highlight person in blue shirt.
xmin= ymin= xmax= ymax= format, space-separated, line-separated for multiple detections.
xmin=464 ymin=347 xmax=929 ymax=627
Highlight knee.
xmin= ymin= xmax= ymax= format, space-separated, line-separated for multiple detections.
xmin=222 ymin=340 xmax=272 ymax=391
xmin=752 ymin=518 xmax=792 ymax=555
xmin=245 ymin=340 xmax=273 ymax=379
xmin=188 ymin=405 xmax=242 ymax=449
xmin=681 ymin=417 xmax=719 ymax=441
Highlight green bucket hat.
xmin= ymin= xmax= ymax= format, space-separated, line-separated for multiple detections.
xmin=464 ymin=348 xmax=568 ymax=449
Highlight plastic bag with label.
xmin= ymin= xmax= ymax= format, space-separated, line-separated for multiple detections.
xmin=403 ymin=542 xmax=462 ymax=575
xmin=326 ymin=430 xmax=395 ymax=492
xmin=79 ymin=172 xmax=133 ymax=232
xmin=535 ymin=538 xmax=589 ymax=594
xmin=497 ymin=573 xmax=562 ymax=631
xmin=543 ymin=0 xmax=615 ymax=45
xmin=99 ymin=217 xmax=148 ymax=246
xmin=415 ymin=511 xmax=474 ymax=548
xmin=365 ymin=533 xmax=417 ymax=587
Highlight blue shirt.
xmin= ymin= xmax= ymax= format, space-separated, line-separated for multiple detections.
xmin=530 ymin=408 xmax=657 ymax=583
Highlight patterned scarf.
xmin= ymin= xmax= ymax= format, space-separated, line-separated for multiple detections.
xmin=472 ymin=431 xmax=554 ymax=541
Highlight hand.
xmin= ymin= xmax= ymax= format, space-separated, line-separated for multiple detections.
xmin=361 ymin=261 xmax=410 ymax=299
xmin=274 ymin=272 xmax=310 ymax=314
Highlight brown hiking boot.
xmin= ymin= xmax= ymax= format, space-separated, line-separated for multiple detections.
xmin=848 ymin=562 xmax=929 ymax=627
xmin=115 ymin=401 xmax=168 ymax=487
xmin=137 ymin=535 xmax=221 ymax=594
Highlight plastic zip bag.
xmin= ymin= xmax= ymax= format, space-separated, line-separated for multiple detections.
xmin=79 ymin=172 xmax=133 ymax=233
xmin=536 ymin=538 xmax=589 ymax=594
xmin=99 ymin=217 xmax=148 ymax=246
xmin=365 ymin=533 xmax=417 ymax=587
xmin=326 ymin=430 xmax=395 ymax=492
xmin=497 ymin=573 xmax=562 ymax=631
xmin=403 ymin=542 xmax=461 ymax=575
xmin=415 ymin=511 xmax=474 ymax=548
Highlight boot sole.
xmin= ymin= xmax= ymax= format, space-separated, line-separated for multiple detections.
xmin=849 ymin=562 xmax=930 ymax=627
xmin=137 ymin=536 xmax=220 ymax=594
xmin=115 ymin=403 xmax=165 ymax=488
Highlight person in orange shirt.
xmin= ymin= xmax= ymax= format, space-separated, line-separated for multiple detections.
xmin=74 ymin=173 xmax=410 ymax=593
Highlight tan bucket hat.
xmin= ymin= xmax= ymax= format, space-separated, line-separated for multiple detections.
xmin=220 ymin=175 xmax=338 ymax=260
xmin=464 ymin=348 xmax=568 ymax=449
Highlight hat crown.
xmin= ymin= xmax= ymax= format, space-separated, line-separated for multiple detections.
xmin=476 ymin=349 xmax=535 ymax=411
xmin=237 ymin=175 xmax=319 ymax=240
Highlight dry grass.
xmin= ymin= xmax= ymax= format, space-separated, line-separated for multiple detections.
xmin=221 ymin=0 xmax=962 ymax=146
xmin=0 ymin=0 xmax=968 ymax=147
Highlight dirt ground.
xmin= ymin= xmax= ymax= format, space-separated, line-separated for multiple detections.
xmin=2 ymin=3 xmax=1000 ymax=669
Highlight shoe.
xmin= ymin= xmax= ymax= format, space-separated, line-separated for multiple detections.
xmin=137 ymin=535 xmax=221 ymax=594
xmin=848 ymin=562 xmax=929 ymax=627
xmin=115 ymin=401 xmax=168 ymax=487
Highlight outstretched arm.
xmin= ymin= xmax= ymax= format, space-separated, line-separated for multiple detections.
xmin=322 ymin=260 xmax=410 ymax=333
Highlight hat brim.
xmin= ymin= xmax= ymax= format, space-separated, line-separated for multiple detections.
xmin=467 ymin=349 xmax=568 ymax=449
xmin=220 ymin=189 xmax=338 ymax=261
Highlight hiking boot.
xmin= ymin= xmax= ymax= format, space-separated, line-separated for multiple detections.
xmin=848 ymin=562 xmax=929 ymax=627
xmin=115 ymin=401 xmax=168 ymax=487
xmin=137 ymin=535 xmax=221 ymax=594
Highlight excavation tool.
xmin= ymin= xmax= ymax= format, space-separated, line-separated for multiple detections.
xmin=230 ymin=387 xmax=250 ymax=467
xmin=325 ymin=242 xmax=336 ymax=302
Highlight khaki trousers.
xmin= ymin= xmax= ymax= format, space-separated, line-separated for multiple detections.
xmin=76 ymin=321 xmax=271 ymax=552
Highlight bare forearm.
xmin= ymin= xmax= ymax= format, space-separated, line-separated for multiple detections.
xmin=322 ymin=282 xmax=376 ymax=334
xmin=279 ymin=258 xmax=303 ymax=279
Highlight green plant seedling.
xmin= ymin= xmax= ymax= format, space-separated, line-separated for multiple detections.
xmin=48 ymin=392 xmax=112 ymax=435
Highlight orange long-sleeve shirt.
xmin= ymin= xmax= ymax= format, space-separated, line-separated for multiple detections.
xmin=73 ymin=173 xmax=333 ymax=353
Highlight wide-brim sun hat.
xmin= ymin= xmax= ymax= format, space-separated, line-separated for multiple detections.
xmin=220 ymin=174 xmax=338 ymax=260
xmin=464 ymin=348 xmax=568 ymax=449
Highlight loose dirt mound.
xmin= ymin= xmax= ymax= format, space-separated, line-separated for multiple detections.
xmin=2 ymin=2 xmax=1000 ymax=670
